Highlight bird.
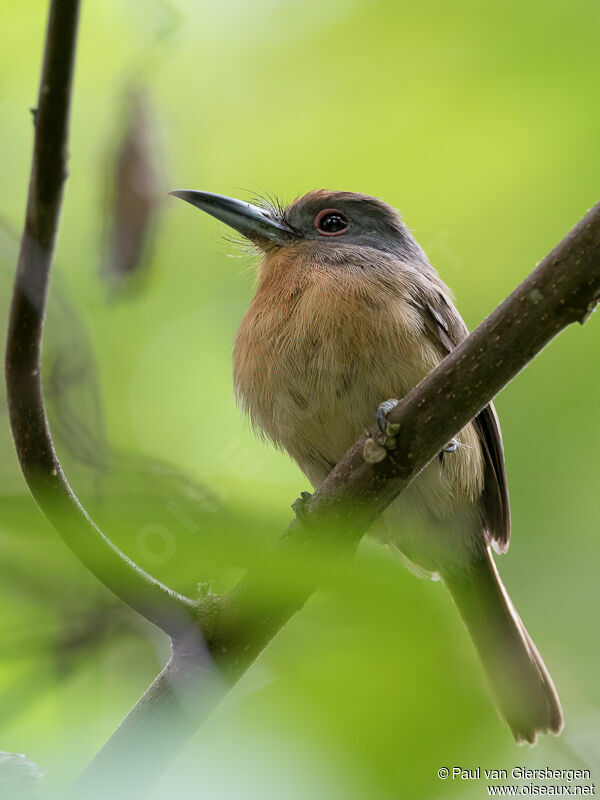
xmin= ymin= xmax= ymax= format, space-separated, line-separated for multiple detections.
xmin=171 ymin=187 xmax=563 ymax=744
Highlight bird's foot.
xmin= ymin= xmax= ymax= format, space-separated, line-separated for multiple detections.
xmin=438 ymin=438 xmax=459 ymax=463
xmin=364 ymin=399 xmax=401 ymax=464
xmin=376 ymin=398 xmax=400 ymax=437
xmin=291 ymin=491 xmax=313 ymax=520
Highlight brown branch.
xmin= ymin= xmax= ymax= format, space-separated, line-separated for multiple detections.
xmin=73 ymin=202 xmax=600 ymax=797
xmin=4 ymin=0 xmax=201 ymax=638
xmin=208 ymin=202 xmax=600 ymax=673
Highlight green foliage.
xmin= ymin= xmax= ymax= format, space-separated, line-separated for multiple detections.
xmin=1 ymin=0 xmax=599 ymax=796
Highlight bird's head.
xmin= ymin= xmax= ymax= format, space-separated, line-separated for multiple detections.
xmin=170 ymin=188 xmax=428 ymax=268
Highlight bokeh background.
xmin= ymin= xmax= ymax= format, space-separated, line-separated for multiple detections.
xmin=1 ymin=0 xmax=599 ymax=797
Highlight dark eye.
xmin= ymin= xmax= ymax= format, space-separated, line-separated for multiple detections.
xmin=314 ymin=208 xmax=349 ymax=236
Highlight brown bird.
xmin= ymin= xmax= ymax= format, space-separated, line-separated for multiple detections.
xmin=172 ymin=188 xmax=563 ymax=744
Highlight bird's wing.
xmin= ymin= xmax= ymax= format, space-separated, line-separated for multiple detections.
xmin=414 ymin=290 xmax=510 ymax=552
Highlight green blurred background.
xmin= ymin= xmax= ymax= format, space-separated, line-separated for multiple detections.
xmin=1 ymin=0 xmax=599 ymax=797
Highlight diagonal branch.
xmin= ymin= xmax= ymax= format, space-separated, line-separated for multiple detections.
xmin=74 ymin=202 xmax=600 ymax=798
xmin=208 ymin=201 xmax=600 ymax=674
xmin=4 ymin=0 xmax=201 ymax=638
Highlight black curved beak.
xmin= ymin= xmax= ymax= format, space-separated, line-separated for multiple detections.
xmin=169 ymin=190 xmax=300 ymax=246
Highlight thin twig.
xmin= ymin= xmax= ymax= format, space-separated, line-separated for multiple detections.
xmin=4 ymin=0 xmax=201 ymax=638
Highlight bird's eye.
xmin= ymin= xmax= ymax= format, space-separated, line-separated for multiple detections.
xmin=314 ymin=208 xmax=349 ymax=236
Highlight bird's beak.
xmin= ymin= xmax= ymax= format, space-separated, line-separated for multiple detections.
xmin=169 ymin=190 xmax=300 ymax=247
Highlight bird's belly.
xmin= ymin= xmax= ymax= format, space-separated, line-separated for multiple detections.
xmin=277 ymin=356 xmax=484 ymax=570
xmin=266 ymin=367 xmax=484 ymax=572
xmin=254 ymin=355 xmax=382 ymax=483
xmin=234 ymin=303 xmax=485 ymax=572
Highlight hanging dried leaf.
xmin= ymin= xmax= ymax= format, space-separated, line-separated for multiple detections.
xmin=102 ymin=87 xmax=164 ymax=289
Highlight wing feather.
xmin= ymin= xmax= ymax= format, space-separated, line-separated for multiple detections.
xmin=414 ymin=291 xmax=510 ymax=550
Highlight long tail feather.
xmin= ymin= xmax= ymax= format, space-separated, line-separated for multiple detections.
xmin=442 ymin=548 xmax=563 ymax=743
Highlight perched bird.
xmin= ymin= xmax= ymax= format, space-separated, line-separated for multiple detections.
xmin=172 ymin=188 xmax=563 ymax=743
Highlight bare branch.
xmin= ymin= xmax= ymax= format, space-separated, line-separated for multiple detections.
xmin=209 ymin=202 xmax=600 ymax=675
xmin=4 ymin=0 xmax=200 ymax=638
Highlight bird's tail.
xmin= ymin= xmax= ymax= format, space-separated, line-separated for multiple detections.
xmin=442 ymin=548 xmax=563 ymax=744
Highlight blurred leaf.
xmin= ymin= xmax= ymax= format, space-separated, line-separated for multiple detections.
xmin=0 ymin=752 xmax=44 ymax=799
xmin=102 ymin=86 xmax=164 ymax=293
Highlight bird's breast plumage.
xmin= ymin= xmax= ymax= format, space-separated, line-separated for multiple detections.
xmin=233 ymin=245 xmax=484 ymax=533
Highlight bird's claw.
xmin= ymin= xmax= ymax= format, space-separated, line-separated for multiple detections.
xmin=439 ymin=438 xmax=459 ymax=463
xmin=291 ymin=491 xmax=313 ymax=520
xmin=363 ymin=399 xmax=402 ymax=464
xmin=376 ymin=399 xmax=400 ymax=437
